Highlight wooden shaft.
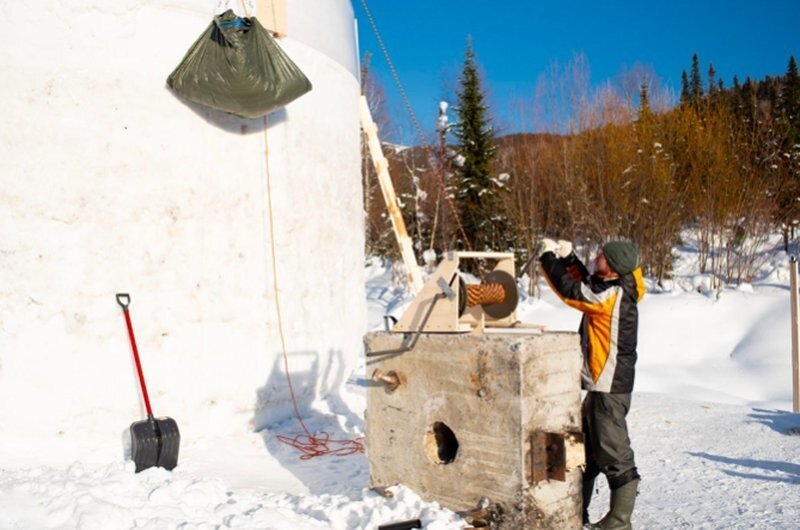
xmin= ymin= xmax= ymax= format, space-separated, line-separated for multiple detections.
xmin=791 ymin=257 xmax=800 ymax=413
xmin=359 ymin=95 xmax=423 ymax=294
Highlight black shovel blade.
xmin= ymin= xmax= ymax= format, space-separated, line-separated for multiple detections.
xmin=130 ymin=416 xmax=180 ymax=473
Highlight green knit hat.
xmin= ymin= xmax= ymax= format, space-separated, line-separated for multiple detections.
xmin=602 ymin=241 xmax=639 ymax=275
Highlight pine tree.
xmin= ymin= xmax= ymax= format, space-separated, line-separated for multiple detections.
xmin=639 ymin=83 xmax=651 ymax=118
xmin=782 ymin=56 xmax=800 ymax=137
xmin=453 ymin=38 xmax=500 ymax=252
xmin=786 ymin=56 xmax=800 ymax=107
xmin=680 ymin=70 xmax=690 ymax=105
xmin=729 ymin=75 xmax=742 ymax=115
xmin=690 ymin=53 xmax=704 ymax=105
xmin=740 ymin=77 xmax=755 ymax=125
xmin=707 ymin=64 xmax=717 ymax=98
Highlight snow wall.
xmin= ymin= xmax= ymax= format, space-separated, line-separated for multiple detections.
xmin=0 ymin=0 xmax=365 ymax=443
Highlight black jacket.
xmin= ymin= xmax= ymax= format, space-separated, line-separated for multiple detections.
xmin=540 ymin=251 xmax=645 ymax=393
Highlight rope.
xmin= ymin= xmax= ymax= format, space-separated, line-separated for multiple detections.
xmin=261 ymin=115 xmax=364 ymax=460
xmin=240 ymin=0 xmax=250 ymax=18
xmin=358 ymin=0 xmax=473 ymax=251
xmin=466 ymin=283 xmax=506 ymax=307
xmin=214 ymin=0 xmax=252 ymax=17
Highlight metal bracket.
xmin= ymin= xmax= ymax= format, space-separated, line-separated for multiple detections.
xmin=436 ymin=277 xmax=456 ymax=300
xmin=383 ymin=315 xmax=398 ymax=332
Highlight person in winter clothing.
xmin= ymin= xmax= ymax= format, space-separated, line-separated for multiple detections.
xmin=538 ymin=239 xmax=645 ymax=530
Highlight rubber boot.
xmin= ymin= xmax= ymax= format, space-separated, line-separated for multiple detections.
xmin=588 ymin=478 xmax=639 ymax=530
xmin=582 ymin=475 xmax=596 ymax=525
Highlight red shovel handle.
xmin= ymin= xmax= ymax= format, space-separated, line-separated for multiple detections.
xmin=117 ymin=293 xmax=154 ymax=418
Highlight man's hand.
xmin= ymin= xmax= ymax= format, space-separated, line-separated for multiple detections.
xmin=538 ymin=238 xmax=559 ymax=256
xmin=556 ymin=240 xmax=573 ymax=258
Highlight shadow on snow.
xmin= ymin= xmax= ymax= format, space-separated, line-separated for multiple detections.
xmin=251 ymin=349 xmax=370 ymax=497
xmin=689 ymin=452 xmax=800 ymax=485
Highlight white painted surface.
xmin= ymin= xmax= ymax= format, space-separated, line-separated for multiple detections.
xmin=0 ymin=0 xmax=364 ymax=440
xmin=286 ymin=0 xmax=359 ymax=77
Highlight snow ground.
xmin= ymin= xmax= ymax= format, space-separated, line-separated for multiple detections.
xmin=2 ymin=247 xmax=800 ymax=529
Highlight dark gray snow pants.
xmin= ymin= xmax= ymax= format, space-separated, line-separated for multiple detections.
xmin=582 ymin=391 xmax=640 ymax=490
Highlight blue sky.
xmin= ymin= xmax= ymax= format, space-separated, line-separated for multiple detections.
xmin=353 ymin=0 xmax=800 ymax=142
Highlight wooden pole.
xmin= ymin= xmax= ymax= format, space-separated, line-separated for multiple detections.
xmin=791 ymin=256 xmax=800 ymax=413
xmin=359 ymin=95 xmax=424 ymax=295
xmin=255 ymin=0 xmax=287 ymax=36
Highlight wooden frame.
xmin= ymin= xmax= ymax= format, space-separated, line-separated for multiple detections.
xmin=392 ymin=251 xmax=530 ymax=334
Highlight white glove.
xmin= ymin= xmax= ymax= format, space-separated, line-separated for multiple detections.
xmin=556 ymin=240 xmax=573 ymax=258
xmin=538 ymin=238 xmax=558 ymax=256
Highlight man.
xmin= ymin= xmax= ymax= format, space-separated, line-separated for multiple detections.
xmin=538 ymin=239 xmax=645 ymax=530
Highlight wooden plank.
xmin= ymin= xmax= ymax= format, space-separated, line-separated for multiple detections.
xmin=484 ymin=327 xmax=542 ymax=336
xmin=458 ymin=251 xmax=514 ymax=260
xmin=791 ymin=257 xmax=800 ymax=412
xmin=564 ymin=431 xmax=585 ymax=471
xmin=393 ymin=256 xmax=459 ymax=332
xmin=359 ymin=96 xmax=423 ymax=295
xmin=255 ymin=0 xmax=287 ymax=36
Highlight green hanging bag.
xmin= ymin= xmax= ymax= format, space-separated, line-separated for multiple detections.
xmin=167 ymin=9 xmax=312 ymax=119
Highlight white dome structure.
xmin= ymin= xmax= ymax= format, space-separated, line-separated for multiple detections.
xmin=0 ymin=0 xmax=365 ymax=453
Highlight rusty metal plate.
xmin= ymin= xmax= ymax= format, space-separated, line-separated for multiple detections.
xmin=530 ymin=431 xmax=566 ymax=484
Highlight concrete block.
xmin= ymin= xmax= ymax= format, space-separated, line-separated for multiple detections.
xmin=365 ymin=331 xmax=584 ymax=529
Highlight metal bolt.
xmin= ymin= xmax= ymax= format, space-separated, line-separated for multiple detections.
xmin=372 ymin=369 xmax=401 ymax=392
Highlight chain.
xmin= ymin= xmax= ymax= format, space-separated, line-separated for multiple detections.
xmin=358 ymin=0 xmax=472 ymax=251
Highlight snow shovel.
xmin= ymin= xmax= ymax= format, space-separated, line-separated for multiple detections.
xmin=116 ymin=293 xmax=180 ymax=473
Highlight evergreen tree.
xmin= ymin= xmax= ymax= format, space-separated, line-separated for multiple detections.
xmin=729 ymin=75 xmax=742 ymax=115
xmin=453 ymin=38 xmax=501 ymax=252
xmin=637 ymin=83 xmax=654 ymax=148
xmin=782 ymin=56 xmax=800 ymax=140
xmin=707 ymin=64 xmax=717 ymax=98
xmin=740 ymin=77 xmax=755 ymax=124
xmin=680 ymin=70 xmax=690 ymax=105
xmin=639 ymin=83 xmax=651 ymax=118
xmin=786 ymin=56 xmax=800 ymax=107
xmin=690 ymin=53 xmax=704 ymax=105
xmin=757 ymin=76 xmax=780 ymax=119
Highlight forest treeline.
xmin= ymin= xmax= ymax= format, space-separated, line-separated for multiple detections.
xmin=362 ymin=52 xmax=800 ymax=288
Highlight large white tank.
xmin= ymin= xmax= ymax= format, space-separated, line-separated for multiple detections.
xmin=0 ymin=0 xmax=364 ymax=452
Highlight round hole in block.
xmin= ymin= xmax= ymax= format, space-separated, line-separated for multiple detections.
xmin=424 ymin=421 xmax=459 ymax=464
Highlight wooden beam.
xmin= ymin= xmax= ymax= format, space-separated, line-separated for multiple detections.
xmin=359 ymin=95 xmax=423 ymax=295
xmin=255 ymin=0 xmax=287 ymax=37
xmin=791 ymin=256 xmax=800 ymax=412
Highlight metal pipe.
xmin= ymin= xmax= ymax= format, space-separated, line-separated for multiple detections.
xmin=366 ymin=293 xmax=445 ymax=357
